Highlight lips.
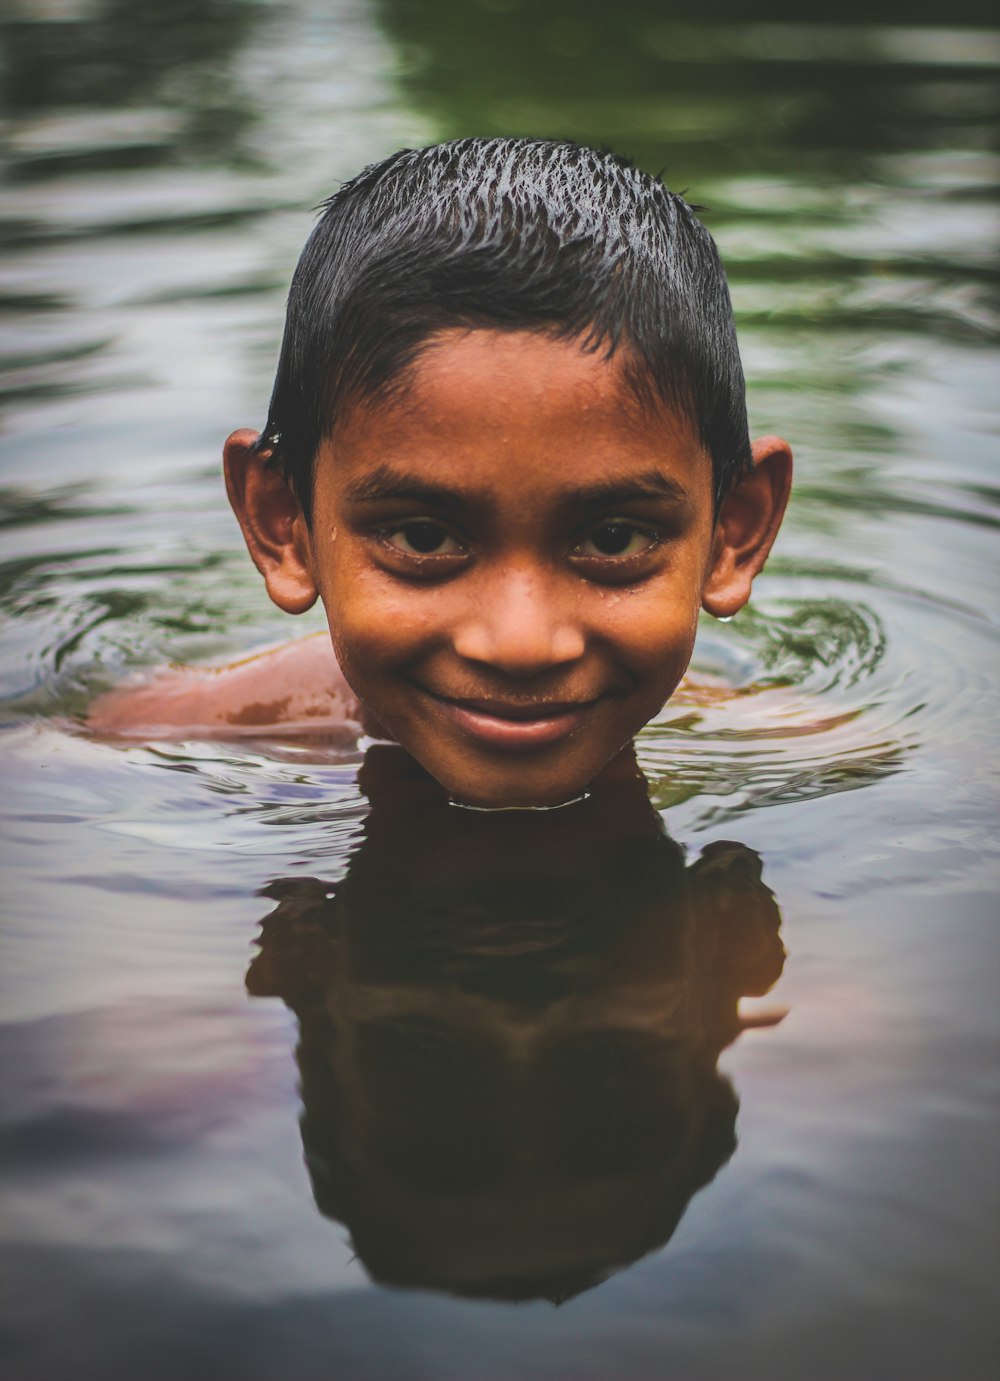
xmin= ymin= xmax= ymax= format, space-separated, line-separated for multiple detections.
xmin=422 ymin=689 xmax=599 ymax=751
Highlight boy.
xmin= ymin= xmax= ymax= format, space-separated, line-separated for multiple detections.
xmin=89 ymin=138 xmax=791 ymax=809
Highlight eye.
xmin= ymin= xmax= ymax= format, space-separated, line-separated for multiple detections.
xmin=382 ymin=520 xmax=463 ymax=557
xmin=574 ymin=521 xmax=660 ymax=559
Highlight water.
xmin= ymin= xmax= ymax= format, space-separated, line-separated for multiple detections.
xmin=1 ymin=1 xmax=998 ymax=1377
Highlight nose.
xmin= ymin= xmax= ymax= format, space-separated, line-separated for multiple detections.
xmin=451 ymin=564 xmax=586 ymax=677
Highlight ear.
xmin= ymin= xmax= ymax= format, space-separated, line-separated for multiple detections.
xmin=701 ymin=436 xmax=792 ymax=620
xmin=223 ymin=429 xmax=318 ymax=614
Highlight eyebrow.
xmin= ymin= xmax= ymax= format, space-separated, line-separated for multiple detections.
xmin=343 ymin=466 xmax=467 ymax=509
xmin=562 ymin=472 xmax=691 ymax=508
xmin=343 ymin=465 xmax=691 ymax=509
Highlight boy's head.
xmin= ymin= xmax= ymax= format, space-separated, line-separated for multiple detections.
xmin=225 ymin=138 xmax=791 ymax=808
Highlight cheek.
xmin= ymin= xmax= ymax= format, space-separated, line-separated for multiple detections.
xmin=602 ymin=586 xmax=702 ymax=683
xmin=317 ymin=561 xmax=436 ymax=689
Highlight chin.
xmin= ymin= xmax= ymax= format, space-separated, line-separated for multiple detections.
xmin=432 ymin=760 xmax=598 ymax=812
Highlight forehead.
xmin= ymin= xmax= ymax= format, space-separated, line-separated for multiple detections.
xmin=323 ymin=328 xmax=711 ymax=502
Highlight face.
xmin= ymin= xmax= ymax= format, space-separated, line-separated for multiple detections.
xmin=304 ymin=329 xmax=722 ymax=808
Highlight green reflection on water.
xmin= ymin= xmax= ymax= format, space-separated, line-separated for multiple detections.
xmin=376 ymin=0 xmax=1000 ymax=180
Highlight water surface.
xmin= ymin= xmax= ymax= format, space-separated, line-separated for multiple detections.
xmin=1 ymin=2 xmax=998 ymax=1378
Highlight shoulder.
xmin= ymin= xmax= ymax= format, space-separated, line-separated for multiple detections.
xmin=86 ymin=633 xmax=367 ymax=739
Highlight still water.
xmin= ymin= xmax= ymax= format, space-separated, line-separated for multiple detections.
xmin=1 ymin=1 xmax=998 ymax=1377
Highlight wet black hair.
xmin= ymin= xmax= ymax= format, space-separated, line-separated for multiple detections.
xmin=259 ymin=136 xmax=751 ymax=520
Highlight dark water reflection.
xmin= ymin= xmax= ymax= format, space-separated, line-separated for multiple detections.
xmin=248 ymin=749 xmax=784 ymax=1302
xmin=1 ymin=0 xmax=999 ymax=1378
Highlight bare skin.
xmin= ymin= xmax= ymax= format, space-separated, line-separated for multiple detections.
xmin=87 ymin=632 xmax=374 ymax=740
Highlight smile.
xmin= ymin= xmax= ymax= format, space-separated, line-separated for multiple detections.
xmin=423 ymin=691 xmax=598 ymax=751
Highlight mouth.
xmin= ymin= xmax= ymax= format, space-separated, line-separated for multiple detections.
xmin=422 ymin=690 xmax=600 ymax=751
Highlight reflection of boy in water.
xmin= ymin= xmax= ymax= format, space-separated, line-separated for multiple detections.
xmin=248 ymin=748 xmax=785 ymax=1302
xmin=91 ymin=138 xmax=790 ymax=810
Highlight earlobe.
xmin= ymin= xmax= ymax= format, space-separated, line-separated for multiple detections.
xmin=223 ymin=428 xmax=318 ymax=614
xmin=701 ymin=436 xmax=792 ymax=620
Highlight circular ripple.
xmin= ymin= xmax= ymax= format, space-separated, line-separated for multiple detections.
xmin=638 ymin=579 xmax=999 ymax=825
